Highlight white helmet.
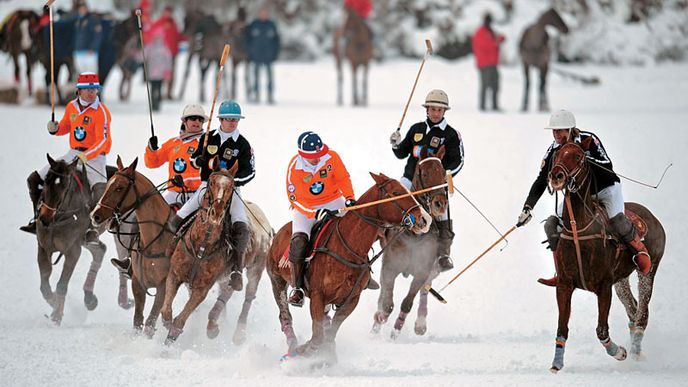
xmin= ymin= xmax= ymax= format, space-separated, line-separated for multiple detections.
xmin=545 ymin=109 xmax=576 ymax=129
xmin=422 ymin=89 xmax=451 ymax=110
xmin=181 ymin=104 xmax=208 ymax=122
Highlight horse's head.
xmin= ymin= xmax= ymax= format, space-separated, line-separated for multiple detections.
xmin=413 ymin=146 xmax=448 ymax=217
xmin=540 ymin=8 xmax=569 ymax=34
xmin=38 ymin=154 xmax=82 ymax=225
xmin=549 ymin=138 xmax=592 ymax=192
xmin=202 ymin=158 xmax=238 ymax=225
xmin=90 ymin=155 xmax=138 ymax=227
xmin=370 ymin=173 xmax=432 ymax=235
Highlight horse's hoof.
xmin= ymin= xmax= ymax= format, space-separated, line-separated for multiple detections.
xmin=84 ymin=292 xmax=98 ymax=311
xmin=549 ymin=366 xmax=560 ymax=374
xmin=614 ymin=346 xmax=627 ymax=361
xmin=632 ymin=352 xmax=646 ymax=361
xmin=232 ymin=325 xmax=247 ymax=345
xmin=162 ymin=318 xmax=172 ymax=330
xmin=390 ymin=329 xmax=401 ymax=340
xmin=374 ymin=311 xmax=389 ymax=324
xmin=371 ymin=322 xmax=381 ymax=334
xmin=414 ymin=323 xmax=427 ymax=336
xmin=118 ymin=298 xmax=134 ymax=310
xmin=143 ymin=325 xmax=156 ymax=339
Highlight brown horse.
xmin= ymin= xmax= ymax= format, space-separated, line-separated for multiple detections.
xmin=0 ymin=9 xmax=39 ymax=96
xmin=267 ymin=173 xmax=432 ymax=363
xmin=547 ymin=139 xmax=665 ymax=372
xmin=161 ymin=163 xmax=240 ymax=345
xmin=372 ymin=147 xmax=449 ymax=339
xmin=206 ymin=200 xmax=273 ymax=344
xmin=90 ymin=156 xmax=173 ymax=337
xmin=36 ymin=155 xmax=107 ymax=325
xmin=518 ymin=8 xmax=569 ymax=112
xmin=334 ymin=8 xmax=373 ymax=106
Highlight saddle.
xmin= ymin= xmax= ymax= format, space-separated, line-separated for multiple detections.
xmin=279 ymin=218 xmax=335 ymax=268
xmin=595 ymin=203 xmax=648 ymax=242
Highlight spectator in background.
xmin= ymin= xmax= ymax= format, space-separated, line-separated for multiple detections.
xmin=245 ymin=6 xmax=280 ymax=104
xmin=145 ymin=6 xmax=185 ymax=99
xmin=146 ymin=31 xmax=172 ymax=112
xmin=73 ymin=1 xmax=102 ymax=74
xmin=471 ymin=12 xmax=505 ymax=112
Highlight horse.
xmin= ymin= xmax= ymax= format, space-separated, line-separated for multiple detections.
xmin=0 ymin=10 xmax=39 ymax=96
xmin=178 ymin=10 xmax=228 ymax=102
xmin=90 ymin=156 xmax=173 ymax=337
xmin=546 ymin=138 xmax=665 ymax=372
xmin=161 ymin=163 xmax=243 ymax=344
xmin=206 ymin=200 xmax=273 ymax=344
xmin=35 ymin=155 xmax=107 ymax=325
xmin=333 ymin=8 xmax=373 ymax=106
xmin=372 ymin=147 xmax=449 ymax=339
xmin=267 ymin=173 xmax=432 ymax=363
xmin=518 ymin=8 xmax=569 ymax=112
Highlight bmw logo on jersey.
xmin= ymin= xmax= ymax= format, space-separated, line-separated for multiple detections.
xmin=309 ymin=181 xmax=324 ymax=195
xmin=74 ymin=126 xmax=86 ymax=141
xmin=173 ymin=158 xmax=187 ymax=173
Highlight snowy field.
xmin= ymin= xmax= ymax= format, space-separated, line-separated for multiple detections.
xmin=1 ymin=46 xmax=688 ymax=386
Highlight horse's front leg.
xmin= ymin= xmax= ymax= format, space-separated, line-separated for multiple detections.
xmin=551 ymin=284 xmax=574 ymax=373
xmin=351 ymin=62 xmax=359 ymax=106
xmin=131 ymin=274 xmax=146 ymax=332
xmin=362 ymin=63 xmax=368 ymax=106
xmin=538 ymin=64 xmax=550 ymax=112
xmin=82 ymin=239 xmax=106 ymax=311
xmin=207 ymin=277 xmax=233 ymax=339
xmin=165 ymin=285 xmax=212 ymax=345
xmin=143 ymin=281 xmax=167 ymax=338
xmin=233 ymin=262 xmax=264 ymax=345
xmin=269 ymin=270 xmax=297 ymax=352
xmin=296 ymin=291 xmax=327 ymax=357
xmin=597 ymin=285 xmax=627 ymax=362
xmin=372 ymin=260 xmax=397 ymax=333
xmin=521 ymin=63 xmax=530 ymax=112
xmin=160 ymin=265 xmax=182 ymax=331
xmin=414 ymin=286 xmax=429 ymax=336
xmin=391 ymin=274 xmax=426 ymax=339
xmin=37 ymin=245 xmax=54 ymax=307
xmin=51 ymin=244 xmax=81 ymax=325
xmin=322 ymin=293 xmax=362 ymax=365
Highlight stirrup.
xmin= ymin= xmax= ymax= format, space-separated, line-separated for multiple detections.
xmin=288 ymin=288 xmax=304 ymax=307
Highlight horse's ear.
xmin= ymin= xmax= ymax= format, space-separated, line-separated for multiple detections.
xmin=369 ymin=172 xmax=382 ymax=184
xmin=212 ymin=156 xmax=221 ymax=172
xmin=127 ymin=157 xmax=138 ymax=171
xmin=116 ymin=155 xmax=124 ymax=170
xmin=580 ymin=136 xmax=593 ymax=151
xmin=47 ymin=153 xmax=56 ymax=167
xmin=419 ymin=146 xmax=428 ymax=160
xmin=228 ymin=160 xmax=239 ymax=176
xmin=437 ymin=145 xmax=446 ymax=160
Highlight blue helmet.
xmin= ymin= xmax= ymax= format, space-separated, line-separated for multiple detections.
xmin=218 ymin=100 xmax=245 ymax=119
xmin=297 ymin=131 xmax=329 ymax=158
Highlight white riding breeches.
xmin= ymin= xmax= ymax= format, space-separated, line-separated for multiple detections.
xmin=292 ymin=196 xmax=345 ymax=237
xmin=162 ymin=190 xmax=195 ymax=206
xmin=38 ymin=149 xmax=107 ymax=185
xmin=556 ymin=182 xmax=624 ymax=218
xmin=176 ymin=181 xmax=247 ymax=224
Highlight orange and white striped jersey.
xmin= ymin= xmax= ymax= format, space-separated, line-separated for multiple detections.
xmin=286 ymin=150 xmax=355 ymax=218
xmin=144 ymin=134 xmax=202 ymax=192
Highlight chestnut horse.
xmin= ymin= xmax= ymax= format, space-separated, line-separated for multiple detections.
xmin=267 ymin=173 xmax=432 ymax=363
xmin=161 ymin=163 xmax=240 ymax=344
xmin=518 ymin=8 xmax=569 ymax=112
xmin=372 ymin=147 xmax=449 ymax=338
xmin=547 ymin=139 xmax=665 ymax=372
xmin=206 ymin=200 xmax=273 ymax=344
xmin=91 ymin=156 xmax=173 ymax=337
xmin=334 ymin=8 xmax=373 ymax=106
xmin=36 ymin=155 xmax=107 ymax=325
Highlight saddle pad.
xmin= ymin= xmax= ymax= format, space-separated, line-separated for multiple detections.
xmin=280 ymin=219 xmax=335 ymax=267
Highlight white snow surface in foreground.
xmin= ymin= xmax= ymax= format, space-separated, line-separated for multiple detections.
xmin=1 ymin=55 xmax=687 ymax=386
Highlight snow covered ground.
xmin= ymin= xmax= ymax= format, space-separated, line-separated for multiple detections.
xmin=1 ymin=47 xmax=687 ymax=386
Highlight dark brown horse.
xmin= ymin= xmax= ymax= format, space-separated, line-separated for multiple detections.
xmin=161 ymin=163 xmax=240 ymax=345
xmin=267 ymin=173 xmax=432 ymax=363
xmin=372 ymin=147 xmax=449 ymax=339
xmin=518 ymin=8 xmax=569 ymax=112
xmin=547 ymin=139 xmax=665 ymax=372
xmin=0 ymin=10 xmax=39 ymax=96
xmin=36 ymin=155 xmax=107 ymax=325
xmin=334 ymin=8 xmax=373 ymax=106
xmin=90 ymin=156 xmax=173 ymax=337
xmin=206 ymin=201 xmax=273 ymax=344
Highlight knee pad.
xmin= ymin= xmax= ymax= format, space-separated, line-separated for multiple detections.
xmin=543 ymin=215 xmax=562 ymax=250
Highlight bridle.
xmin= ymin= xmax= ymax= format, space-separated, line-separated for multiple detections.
xmin=549 ymin=143 xmax=589 ymax=194
xmin=413 ymin=157 xmax=447 ymax=213
xmin=351 ymin=178 xmax=422 ymax=231
xmin=39 ymin=167 xmax=89 ymax=225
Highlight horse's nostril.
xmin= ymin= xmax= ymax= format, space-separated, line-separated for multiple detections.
xmin=556 ymin=172 xmax=564 ymax=180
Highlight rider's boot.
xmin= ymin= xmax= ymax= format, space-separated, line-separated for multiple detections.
xmin=20 ymin=171 xmax=44 ymax=234
xmin=538 ymin=215 xmax=561 ymax=287
xmin=436 ymin=219 xmax=455 ymax=272
xmin=168 ymin=214 xmax=184 ymax=234
xmin=228 ymin=221 xmax=250 ymax=291
xmin=610 ymin=213 xmax=652 ymax=274
xmin=287 ymin=232 xmax=308 ymax=307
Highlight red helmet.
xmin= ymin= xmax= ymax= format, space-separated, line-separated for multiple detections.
xmin=76 ymin=72 xmax=101 ymax=89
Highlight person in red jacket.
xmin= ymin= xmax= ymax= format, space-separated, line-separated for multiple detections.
xmin=471 ymin=13 xmax=505 ymax=112
xmin=145 ymin=6 xmax=185 ymax=99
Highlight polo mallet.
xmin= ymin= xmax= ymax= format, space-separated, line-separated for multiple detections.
xmin=44 ymin=0 xmax=56 ymax=122
xmin=425 ymin=226 xmax=517 ymax=303
xmin=396 ymin=39 xmax=433 ymax=135
xmin=135 ymin=9 xmax=155 ymax=138
xmin=203 ymin=44 xmax=231 ymax=150
xmin=338 ymin=178 xmax=454 ymax=215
